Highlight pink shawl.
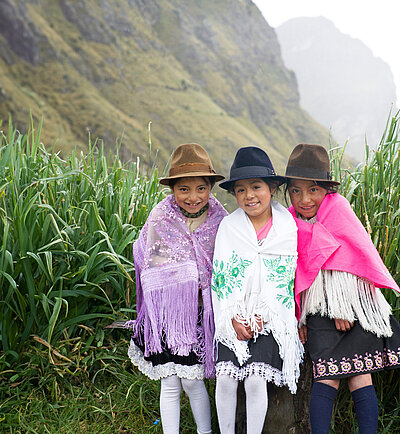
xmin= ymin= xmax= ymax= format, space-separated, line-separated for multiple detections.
xmin=125 ymin=193 xmax=227 ymax=377
xmin=289 ymin=193 xmax=399 ymax=318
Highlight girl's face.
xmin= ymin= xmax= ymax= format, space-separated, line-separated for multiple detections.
xmin=288 ymin=179 xmax=328 ymax=218
xmin=234 ymin=178 xmax=276 ymax=226
xmin=172 ymin=176 xmax=211 ymax=214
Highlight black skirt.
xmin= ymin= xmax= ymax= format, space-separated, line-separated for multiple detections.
xmin=131 ymin=307 xmax=204 ymax=368
xmin=215 ymin=333 xmax=284 ymax=383
xmin=132 ymin=335 xmax=201 ymax=366
xmin=306 ymin=314 xmax=400 ymax=380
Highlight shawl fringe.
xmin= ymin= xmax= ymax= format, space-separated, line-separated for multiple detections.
xmin=125 ymin=194 xmax=227 ymax=378
xmin=299 ymin=270 xmax=393 ymax=337
xmin=212 ymin=201 xmax=303 ymax=393
xmin=289 ymin=193 xmax=399 ymax=318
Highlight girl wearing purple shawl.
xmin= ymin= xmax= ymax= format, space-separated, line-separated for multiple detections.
xmin=125 ymin=143 xmax=227 ymax=434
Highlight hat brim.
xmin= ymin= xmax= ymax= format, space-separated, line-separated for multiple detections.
xmin=285 ymin=174 xmax=341 ymax=185
xmin=219 ymin=174 xmax=287 ymax=191
xmin=159 ymin=172 xmax=225 ymax=186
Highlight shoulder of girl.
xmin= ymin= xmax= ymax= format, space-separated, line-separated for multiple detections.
xmin=325 ymin=192 xmax=349 ymax=208
xmin=218 ymin=209 xmax=240 ymax=227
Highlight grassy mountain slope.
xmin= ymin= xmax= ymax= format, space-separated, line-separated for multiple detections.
xmin=0 ymin=0 xmax=328 ymax=173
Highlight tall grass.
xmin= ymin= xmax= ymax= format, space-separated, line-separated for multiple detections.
xmin=331 ymin=110 xmax=400 ymax=305
xmin=0 ymin=118 xmax=165 ymax=368
xmin=330 ymin=110 xmax=400 ymax=432
xmin=1 ymin=113 xmax=400 ymax=433
xmin=0 ymin=119 xmax=213 ymax=433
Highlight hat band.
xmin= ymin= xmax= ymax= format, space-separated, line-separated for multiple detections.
xmin=230 ymin=165 xmax=276 ymax=179
xmin=286 ymin=166 xmax=331 ymax=180
xmin=169 ymin=163 xmax=216 ymax=177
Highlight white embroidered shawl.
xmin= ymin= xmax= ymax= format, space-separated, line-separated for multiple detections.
xmin=211 ymin=201 xmax=303 ymax=393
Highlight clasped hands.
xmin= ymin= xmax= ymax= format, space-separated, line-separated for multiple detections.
xmin=232 ymin=315 xmax=264 ymax=341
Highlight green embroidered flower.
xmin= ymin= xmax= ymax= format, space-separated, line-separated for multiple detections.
xmin=212 ymin=252 xmax=252 ymax=300
xmin=216 ymin=273 xmax=226 ymax=288
xmin=263 ymin=256 xmax=296 ymax=309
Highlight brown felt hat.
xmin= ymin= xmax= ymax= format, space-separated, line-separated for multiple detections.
xmin=159 ymin=143 xmax=224 ymax=185
xmin=285 ymin=143 xmax=340 ymax=185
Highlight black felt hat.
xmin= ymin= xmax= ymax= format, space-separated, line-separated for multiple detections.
xmin=219 ymin=146 xmax=286 ymax=191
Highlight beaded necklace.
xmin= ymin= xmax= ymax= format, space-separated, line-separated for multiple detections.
xmin=179 ymin=203 xmax=209 ymax=218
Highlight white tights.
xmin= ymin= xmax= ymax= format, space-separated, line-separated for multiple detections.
xmin=215 ymin=374 xmax=268 ymax=434
xmin=160 ymin=375 xmax=212 ymax=434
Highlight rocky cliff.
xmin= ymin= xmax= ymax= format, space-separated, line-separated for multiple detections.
xmin=276 ymin=16 xmax=397 ymax=159
xmin=0 ymin=0 xmax=328 ymax=173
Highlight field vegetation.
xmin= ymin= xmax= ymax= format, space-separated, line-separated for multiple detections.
xmin=330 ymin=111 xmax=400 ymax=433
xmin=1 ymin=112 xmax=399 ymax=433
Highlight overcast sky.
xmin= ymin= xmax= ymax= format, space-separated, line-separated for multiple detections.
xmin=253 ymin=0 xmax=400 ymax=103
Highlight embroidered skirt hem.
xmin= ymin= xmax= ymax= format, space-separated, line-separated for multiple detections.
xmin=216 ymin=360 xmax=285 ymax=387
xmin=128 ymin=340 xmax=204 ymax=381
xmin=307 ymin=314 xmax=400 ymax=380
xmin=215 ymin=333 xmax=284 ymax=385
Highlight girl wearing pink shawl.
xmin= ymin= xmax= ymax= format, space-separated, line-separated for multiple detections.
xmin=125 ymin=144 xmax=227 ymax=434
xmin=285 ymin=144 xmax=400 ymax=434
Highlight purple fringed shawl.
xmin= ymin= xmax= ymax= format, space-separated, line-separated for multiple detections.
xmin=125 ymin=193 xmax=228 ymax=378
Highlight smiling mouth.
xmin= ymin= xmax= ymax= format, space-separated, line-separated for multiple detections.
xmin=185 ymin=202 xmax=202 ymax=207
xmin=300 ymin=206 xmax=316 ymax=214
xmin=246 ymin=202 xmax=259 ymax=207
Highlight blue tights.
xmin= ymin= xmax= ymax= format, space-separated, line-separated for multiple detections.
xmin=310 ymin=382 xmax=378 ymax=433
xmin=310 ymin=382 xmax=337 ymax=433
xmin=351 ymin=385 xmax=378 ymax=434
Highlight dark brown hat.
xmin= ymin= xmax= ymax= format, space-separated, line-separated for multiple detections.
xmin=159 ymin=143 xmax=224 ymax=185
xmin=285 ymin=143 xmax=340 ymax=185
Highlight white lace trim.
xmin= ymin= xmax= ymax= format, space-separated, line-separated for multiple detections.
xmin=299 ymin=270 xmax=393 ymax=337
xmin=128 ymin=340 xmax=205 ymax=380
xmin=216 ymin=360 xmax=284 ymax=388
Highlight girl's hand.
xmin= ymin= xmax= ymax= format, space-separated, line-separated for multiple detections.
xmin=232 ymin=318 xmax=253 ymax=341
xmin=298 ymin=325 xmax=307 ymax=344
xmin=334 ymin=318 xmax=354 ymax=332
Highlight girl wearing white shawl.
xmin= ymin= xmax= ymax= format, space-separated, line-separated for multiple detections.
xmin=212 ymin=147 xmax=303 ymax=434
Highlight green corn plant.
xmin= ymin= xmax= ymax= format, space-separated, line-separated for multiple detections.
xmin=0 ymin=118 xmax=165 ymax=364
xmin=331 ymin=110 xmax=400 ymax=304
xmin=330 ymin=110 xmax=400 ymax=430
